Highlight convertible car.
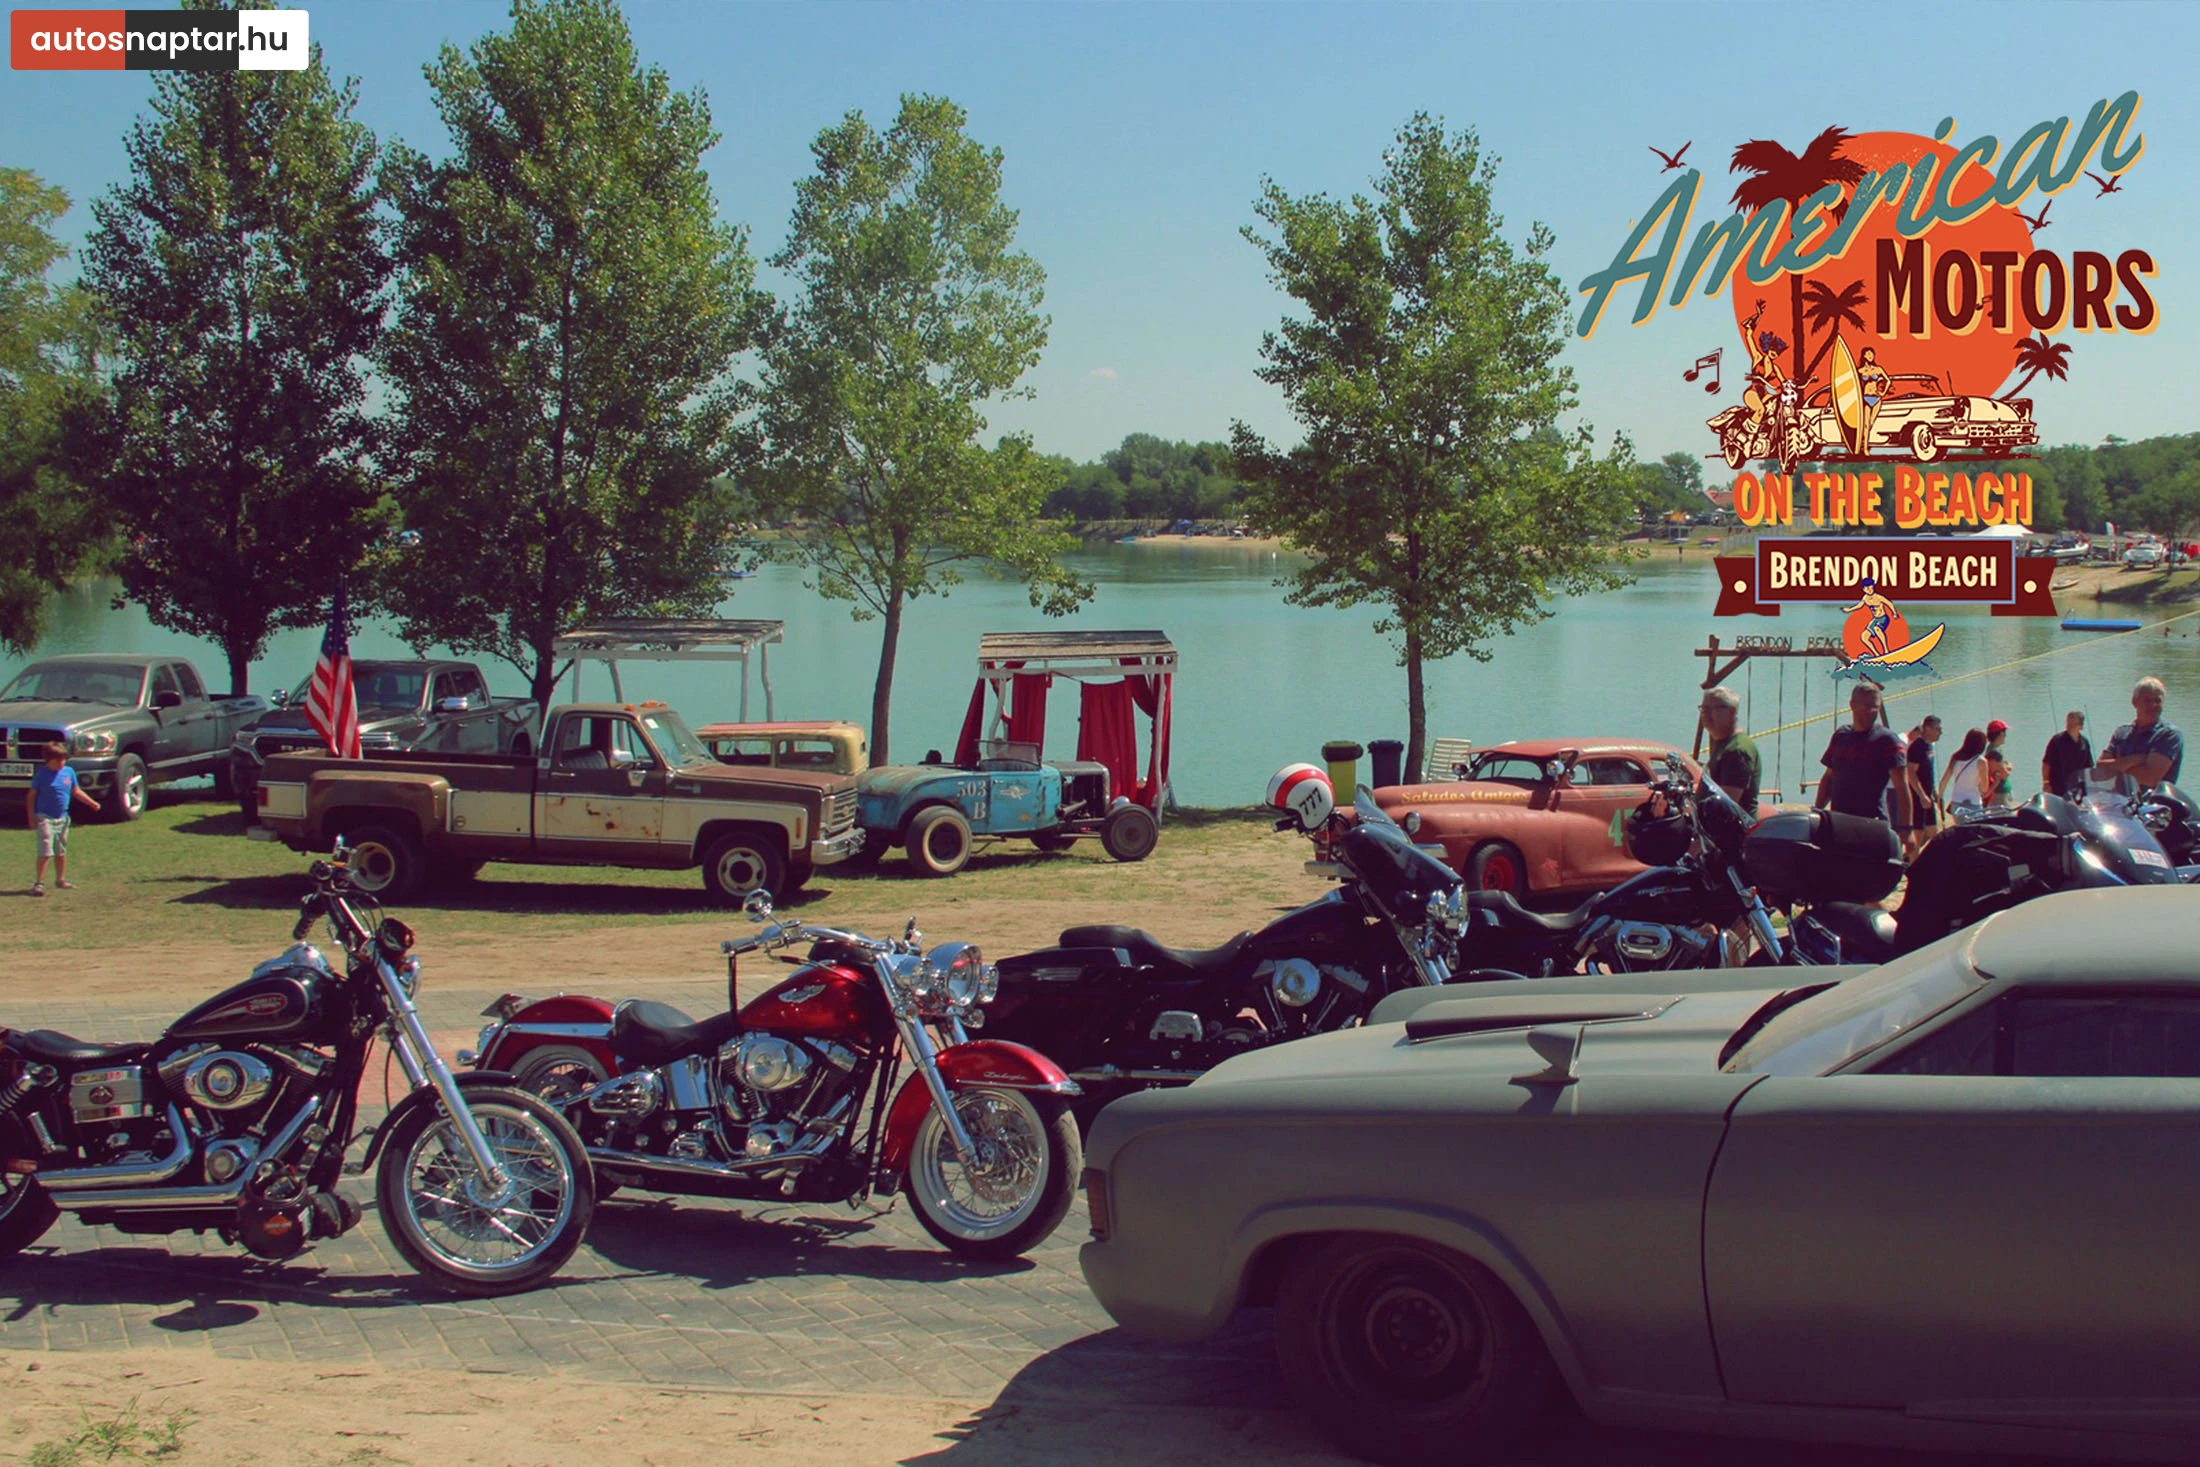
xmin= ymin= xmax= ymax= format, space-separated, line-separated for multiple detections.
xmin=1079 ymin=886 xmax=2200 ymax=1466
xmin=1799 ymin=371 xmax=2039 ymax=463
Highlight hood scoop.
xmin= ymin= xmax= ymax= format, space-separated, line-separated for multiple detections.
xmin=1402 ymin=995 xmax=1681 ymax=1043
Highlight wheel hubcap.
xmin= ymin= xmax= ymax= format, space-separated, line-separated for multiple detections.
xmin=719 ymin=849 xmax=764 ymax=889
xmin=353 ymin=844 xmax=394 ymax=890
xmin=1328 ymin=1255 xmax=1491 ymax=1408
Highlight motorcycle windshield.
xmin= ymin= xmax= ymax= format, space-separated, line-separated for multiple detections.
xmin=1340 ymin=802 xmax=1461 ymax=922
xmin=2076 ymin=799 xmax=2180 ymax=885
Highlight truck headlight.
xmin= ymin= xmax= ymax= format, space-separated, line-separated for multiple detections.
xmin=70 ymin=730 xmax=117 ymax=756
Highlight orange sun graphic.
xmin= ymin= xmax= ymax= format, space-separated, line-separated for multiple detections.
xmin=1841 ymin=603 xmax=1911 ymax=660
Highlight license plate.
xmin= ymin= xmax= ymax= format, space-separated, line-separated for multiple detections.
xmin=2133 ymin=847 xmax=2170 ymax=869
xmin=0 ymin=762 xmax=31 ymax=779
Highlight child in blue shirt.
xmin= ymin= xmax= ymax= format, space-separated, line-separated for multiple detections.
xmin=28 ymin=742 xmax=100 ymax=895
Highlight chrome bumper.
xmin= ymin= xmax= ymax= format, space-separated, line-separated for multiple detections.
xmin=811 ymin=825 xmax=866 ymax=866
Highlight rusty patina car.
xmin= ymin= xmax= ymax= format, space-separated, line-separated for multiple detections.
xmin=1376 ymin=738 xmax=1699 ymax=896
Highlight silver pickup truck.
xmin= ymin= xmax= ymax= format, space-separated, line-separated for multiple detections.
xmin=0 ymin=654 xmax=271 ymax=820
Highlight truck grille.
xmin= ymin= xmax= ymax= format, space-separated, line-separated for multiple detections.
xmin=4 ymin=726 xmax=65 ymax=760
xmin=825 ymin=787 xmax=857 ymax=835
xmin=253 ymin=734 xmax=326 ymax=759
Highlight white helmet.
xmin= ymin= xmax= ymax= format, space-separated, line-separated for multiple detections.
xmin=1266 ymin=763 xmax=1335 ymax=830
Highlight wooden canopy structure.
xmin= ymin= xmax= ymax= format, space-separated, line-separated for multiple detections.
xmin=958 ymin=630 xmax=1178 ymax=812
xmin=553 ymin=618 xmax=785 ymax=720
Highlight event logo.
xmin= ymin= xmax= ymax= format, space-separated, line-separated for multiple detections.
xmin=1578 ymin=95 xmax=2151 ymax=629
xmin=10 ymin=9 xmax=309 ymax=70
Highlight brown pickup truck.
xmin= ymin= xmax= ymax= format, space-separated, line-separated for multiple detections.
xmin=250 ymin=702 xmax=861 ymax=903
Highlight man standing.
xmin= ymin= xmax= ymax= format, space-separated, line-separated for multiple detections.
xmin=2096 ymin=677 xmax=2184 ymax=792
xmin=1902 ymin=715 xmax=1942 ymax=856
xmin=1816 ymin=682 xmax=1913 ymax=832
xmin=1700 ymin=686 xmax=1760 ymax=818
xmin=2041 ymin=710 xmax=2093 ymax=799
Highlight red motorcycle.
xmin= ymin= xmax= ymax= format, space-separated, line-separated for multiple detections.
xmin=465 ymin=894 xmax=1082 ymax=1258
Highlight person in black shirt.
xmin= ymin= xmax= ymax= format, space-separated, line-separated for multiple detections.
xmin=1816 ymin=682 xmax=1913 ymax=831
xmin=1902 ymin=715 xmax=1942 ymax=857
xmin=2040 ymin=710 xmax=2092 ymax=800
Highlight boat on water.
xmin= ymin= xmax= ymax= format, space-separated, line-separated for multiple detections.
xmin=2061 ymin=616 xmax=2143 ymax=632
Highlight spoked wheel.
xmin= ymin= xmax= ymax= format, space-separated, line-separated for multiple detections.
xmin=511 ymin=1046 xmax=609 ymax=1105
xmin=0 ymin=1170 xmax=58 ymax=1259
xmin=1277 ymin=1236 xmax=1555 ymax=1467
xmin=375 ymin=1086 xmax=593 ymax=1296
xmin=904 ymin=1087 xmax=1080 ymax=1259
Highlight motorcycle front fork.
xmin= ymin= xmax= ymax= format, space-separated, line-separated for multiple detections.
xmin=898 ymin=1016 xmax=981 ymax=1163
xmin=377 ymin=956 xmax=512 ymax=1194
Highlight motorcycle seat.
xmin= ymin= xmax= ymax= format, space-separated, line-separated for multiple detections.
xmin=1465 ymin=890 xmax=1597 ymax=938
xmin=610 ymin=999 xmax=743 ymax=1067
xmin=1058 ymin=925 xmax=1253 ymax=977
xmin=15 ymin=1030 xmax=147 ymax=1065
xmin=1807 ymin=902 xmax=1902 ymax=961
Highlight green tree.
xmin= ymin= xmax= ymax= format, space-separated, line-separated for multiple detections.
xmin=754 ymin=94 xmax=1088 ymax=764
xmin=378 ymin=0 xmax=760 ymax=706
xmin=0 ymin=169 xmax=108 ymax=654
xmin=2137 ymin=461 xmax=2200 ymax=548
xmin=80 ymin=5 xmax=388 ymax=692
xmin=1231 ymin=115 xmax=1637 ymax=781
xmin=1728 ymin=128 xmax=1865 ymax=382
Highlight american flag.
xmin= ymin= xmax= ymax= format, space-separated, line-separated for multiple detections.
xmin=306 ymin=584 xmax=362 ymax=759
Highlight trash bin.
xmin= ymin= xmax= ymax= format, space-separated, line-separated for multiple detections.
xmin=1321 ymin=740 xmax=1364 ymax=797
xmin=1369 ymin=738 xmax=1404 ymax=789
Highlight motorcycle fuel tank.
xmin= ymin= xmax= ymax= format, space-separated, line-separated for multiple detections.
xmin=168 ymin=962 xmax=333 ymax=1044
xmin=1592 ymin=861 xmax=1732 ymax=927
xmin=1244 ymin=890 xmax=1374 ymax=961
xmin=739 ymin=964 xmax=885 ymax=1043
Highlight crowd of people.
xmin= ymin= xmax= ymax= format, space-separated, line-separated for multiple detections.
xmin=1698 ymin=675 xmax=2185 ymax=857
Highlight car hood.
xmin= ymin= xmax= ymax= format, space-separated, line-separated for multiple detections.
xmin=0 ymin=700 xmax=124 ymax=728
xmin=1190 ymin=985 xmax=1783 ymax=1090
xmin=247 ymin=706 xmax=420 ymax=735
xmin=1378 ymin=780 xmax=1546 ymax=809
xmin=672 ymin=764 xmax=850 ymax=798
xmin=859 ymin=765 xmax=986 ymax=799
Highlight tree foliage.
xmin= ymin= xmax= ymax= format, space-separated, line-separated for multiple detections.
xmin=753 ymin=94 xmax=1088 ymax=764
xmin=1045 ymin=433 xmax=1242 ymax=522
xmin=80 ymin=5 xmax=388 ymax=692
xmin=378 ymin=0 xmax=760 ymax=706
xmin=1232 ymin=115 xmax=1638 ymax=780
xmin=0 ymin=169 xmax=108 ymax=655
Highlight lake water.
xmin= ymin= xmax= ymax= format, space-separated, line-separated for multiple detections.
xmin=7 ymin=544 xmax=2195 ymax=806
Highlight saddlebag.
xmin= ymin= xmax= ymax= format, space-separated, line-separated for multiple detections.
xmin=1743 ymin=810 xmax=1905 ymax=903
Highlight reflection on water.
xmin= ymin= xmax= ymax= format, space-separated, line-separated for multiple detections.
xmin=5 ymin=544 xmax=2193 ymax=806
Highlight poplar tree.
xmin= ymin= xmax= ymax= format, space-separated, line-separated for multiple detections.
xmin=1232 ymin=115 xmax=1638 ymax=781
xmin=82 ymin=7 xmax=387 ymax=692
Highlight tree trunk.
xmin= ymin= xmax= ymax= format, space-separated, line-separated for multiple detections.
xmin=529 ymin=641 xmax=558 ymax=714
xmin=1402 ymin=618 xmax=1426 ymax=789
xmin=226 ymin=642 xmax=250 ymax=698
xmin=872 ymin=592 xmax=904 ymax=767
xmin=2002 ymin=367 xmax=2042 ymax=401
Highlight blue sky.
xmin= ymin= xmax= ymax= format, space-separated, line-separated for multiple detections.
xmin=5 ymin=0 xmax=2193 ymax=464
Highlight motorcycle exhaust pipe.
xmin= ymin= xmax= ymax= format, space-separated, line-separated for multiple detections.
xmin=50 ymin=1179 xmax=247 ymax=1213
xmin=40 ymin=1105 xmax=195 ymax=1192
xmin=585 ymin=1133 xmax=834 ymax=1183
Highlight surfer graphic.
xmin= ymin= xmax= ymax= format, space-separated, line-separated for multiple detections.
xmin=1843 ymin=577 xmax=1898 ymax=658
xmin=1738 ymin=298 xmax=1788 ymax=437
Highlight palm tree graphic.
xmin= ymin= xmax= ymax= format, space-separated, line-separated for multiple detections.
xmin=2003 ymin=334 xmax=2071 ymax=400
xmin=1730 ymin=128 xmax=1866 ymax=382
xmin=1798 ymin=279 xmax=1870 ymax=384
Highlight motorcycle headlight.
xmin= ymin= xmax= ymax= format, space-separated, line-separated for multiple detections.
xmin=70 ymin=729 xmax=117 ymax=756
xmin=924 ymin=943 xmax=985 ymax=1007
xmin=1426 ymin=886 xmax=1466 ymax=934
xmin=888 ymin=953 xmax=934 ymax=999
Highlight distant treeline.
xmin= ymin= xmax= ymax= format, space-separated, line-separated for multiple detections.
xmin=1044 ymin=434 xmax=1244 ymax=523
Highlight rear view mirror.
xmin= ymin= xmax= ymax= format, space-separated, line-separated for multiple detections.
xmin=152 ymin=690 xmax=183 ymax=710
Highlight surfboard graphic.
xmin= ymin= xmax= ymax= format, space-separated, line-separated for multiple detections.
xmin=1851 ymin=622 xmax=1945 ymax=668
xmin=1829 ymin=334 xmax=1863 ymax=454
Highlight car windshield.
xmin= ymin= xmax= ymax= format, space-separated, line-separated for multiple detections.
xmin=0 ymin=662 xmax=145 ymax=704
xmin=352 ymin=666 xmax=428 ymax=710
xmin=1466 ymin=754 xmax=1548 ymax=785
xmin=1721 ymin=943 xmax=1989 ymax=1076
xmin=639 ymin=710 xmax=714 ymax=768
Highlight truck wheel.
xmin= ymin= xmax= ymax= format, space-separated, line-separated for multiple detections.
xmin=235 ymin=774 xmax=260 ymax=825
xmin=1100 ymin=804 xmax=1159 ymax=862
xmin=907 ymin=807 xmax=972 ymax=877
xmin=702 ymin=830 xmax=786 ymax=904
xmin=107 ymin=753 xmax=148 ymax=822
xmin=1030 ymin=830 xmax=1074 ymax=855
xmin=344 ymin=823 xmax=424 ymax=900
xmin=210 ymin=765 xmax=235 ymax=801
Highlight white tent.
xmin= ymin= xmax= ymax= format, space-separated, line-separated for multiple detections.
xmin=1959 ymin=523 xmax=2033 ymax=539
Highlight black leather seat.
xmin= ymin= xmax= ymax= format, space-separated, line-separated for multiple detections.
xmin=1807 ymin=902 xmax=1902 ymax=962
xmin=16 ymin=1030 xmax=147 ymax=1065
xmin=1058 ymin=925 xmax=1253 ymax=978
xmin=1465 ymin=890 xmax=1597 ymax=937
xmin=610 ymin=999 xmax=743 ymax=1066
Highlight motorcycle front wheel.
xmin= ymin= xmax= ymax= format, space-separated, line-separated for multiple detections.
xmin=905 ymin=1087 xmax=1080 ymax=1259
xmin=375 ymin=1086 xmax=593 ymax=1296
xmin=0 ymin=1170 xmax=58 ymax=1260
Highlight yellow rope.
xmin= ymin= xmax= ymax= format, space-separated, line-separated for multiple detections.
xmin=1745 ymin=605 xmax=2200 ymax=741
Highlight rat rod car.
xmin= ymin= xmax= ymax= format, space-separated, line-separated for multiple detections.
xmin=1371 ymin=739 xmax=1697 ymax=896
xmin=858 ymin=740 xmax=1158 ymax=876
xmin=1079 ymin=886 xmax=2200 ymax=1466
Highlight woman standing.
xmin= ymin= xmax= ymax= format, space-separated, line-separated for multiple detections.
xmin=1939 ymin=728 xmax=1990 ymax=817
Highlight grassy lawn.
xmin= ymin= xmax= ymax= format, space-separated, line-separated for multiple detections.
xmin=1 ymin=791 xmax=1300 ymax=957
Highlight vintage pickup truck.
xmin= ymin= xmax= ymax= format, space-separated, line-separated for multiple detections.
xmin=0 ymin=654 xmax=271 ymax=820
xmin=230 ymin=658 xmax=540 ymax=821
xmin=251 ymin=701 xmax=861 ymax=902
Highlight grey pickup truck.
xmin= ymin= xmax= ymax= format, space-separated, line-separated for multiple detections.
xmin=0 ymin=654 xmax=271 ymax=820
xmin=230 ymin=658 xmax=540 ymax=821
xmin=252 ymin=701 xmax=862 ymax=903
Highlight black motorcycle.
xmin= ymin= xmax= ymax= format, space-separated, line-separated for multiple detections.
xmin=0 ymin=845 xmax=592 ymax=1294
xmin=984 ymin=783 xmax=1464 ymax=1123
xmin=1454 ymin=754 xmax=1900 ymax=975
xmin=1789 ymin=790 xmax=2185 ymax=964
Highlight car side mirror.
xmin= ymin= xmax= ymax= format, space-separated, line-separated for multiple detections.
xmin=271 ymin=689 xmax=292 ymax=709
xmin=152 ymin=690 xmax=183 ymax=710
xmin=1542 ymin=759 xmax=1568 ymax=783
xmin=625 ymin=767 xmax=646 ymax=787
xmin=437 ymin=697 xmax=471 ymax=713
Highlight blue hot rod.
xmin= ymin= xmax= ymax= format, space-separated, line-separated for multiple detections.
xmin=857 ymin=739 xmax=1159 ymax=875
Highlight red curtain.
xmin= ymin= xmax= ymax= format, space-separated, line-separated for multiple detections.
xmin=1078 ymin=680 xmax=1139 ymax=806
xmin=1124 ymin=658 xmax=1172 ymax=810
xmin=952 ymin=680 xmax=988 ymax=766
xmin=1007 ymin=672 xmax=1052 ymax=750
